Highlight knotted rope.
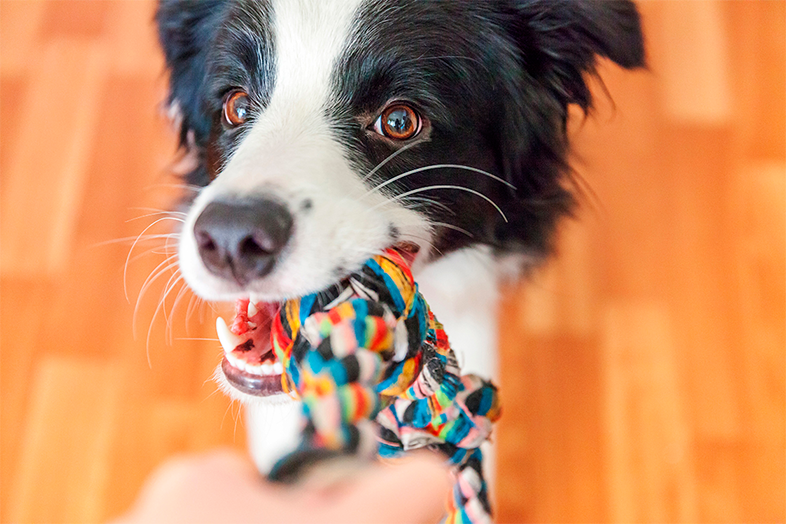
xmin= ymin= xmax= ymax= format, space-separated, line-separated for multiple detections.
xmin=269 ymin=248 xmax=501 ymax=523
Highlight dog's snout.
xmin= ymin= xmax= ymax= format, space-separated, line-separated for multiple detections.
xmin=193 ymin=199 xmax=293 ymax=286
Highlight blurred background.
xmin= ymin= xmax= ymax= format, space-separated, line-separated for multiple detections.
xmin=0 ymin=0 xmax=783 ymax=522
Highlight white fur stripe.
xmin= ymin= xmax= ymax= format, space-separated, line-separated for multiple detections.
xmin=271 ymin=0 xmax=363 ymax=103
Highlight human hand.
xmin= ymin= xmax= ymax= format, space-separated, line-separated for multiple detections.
xmin=113 ymin=449 xmax=451 ymax=523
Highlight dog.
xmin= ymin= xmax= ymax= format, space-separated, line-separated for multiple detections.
xmin=156 ymin=0 xmax=644 ymax=478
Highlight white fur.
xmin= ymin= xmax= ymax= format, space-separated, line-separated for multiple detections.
xmin=244 ymin=397 xmax=302 ymax=474
xmin=415 ymin=246 xmax=503 ymax=381
xmin=178 ymin=0 xmax=432 ymax=303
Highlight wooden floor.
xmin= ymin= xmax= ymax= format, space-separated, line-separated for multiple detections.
xmin=1 ymin=1 xmax=783 ymax=522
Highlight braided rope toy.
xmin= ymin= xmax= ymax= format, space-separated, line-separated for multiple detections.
xmin=267 ymin=248 xmax=501 ymax=523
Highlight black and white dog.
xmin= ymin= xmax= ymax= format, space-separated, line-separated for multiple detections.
xmin=156 ymin=0 xmax=644 ymax=475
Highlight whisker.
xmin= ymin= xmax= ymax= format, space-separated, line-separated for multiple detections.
xmin=399 ymin=195 xmax=456 ymax=216
xmin=147 ymin=271 xmax=184 ymax=363
xmin=186 ymin=294 xmax=204 ymax=332
xmin=373 ymin=185 xmax=508 ymax=222
xmin=428 ymin=221 xmax=475 ymax=238
xmin=143 ymin=182 xmax=202 ymax=193
xmin=163 ymin=276 xmax=189 ymax=345
xmin=170 ymin=282 xmax=192 ymax=326
xmin=130 ymin=206 xmax=188 ymax=212
xmin=128 ymin=206 xmax=188 ymax=216
xmin=133 ymin=256 xmax=179 ymax=336
xmin=161 ymin=273 xmax=180 ymax=345
xmin=360 ymin=140 xmax=420 ymax=183
xmin=126 ymin=217 xmax=185 ymax=302
xmin=220 ymin=399 xmax=235 ymax=430
xmin=402 ymin=232 xmax=444 ymax=259
xmin=126 ymin=212 xmax=186 ymax=223
xmin=395 ymin=54 xmax=487 ymax=69
xmin=163 ymin=230 xmax=181 ymax=259
xmin=125 ymin=244 xmax=178 ymax=267
xmin=93 ymin=233 xmax=179 ymax=248
xmin=233 ymin=402 xmax=243 ymax=440
xmin=363 ymin=164 xmax=515 ymax=199
xmin=201 ymin=385 xmax=223 ymax=403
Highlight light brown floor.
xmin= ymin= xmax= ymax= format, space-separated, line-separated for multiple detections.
xmin=1 ymin=1 xmax=783 ymax=522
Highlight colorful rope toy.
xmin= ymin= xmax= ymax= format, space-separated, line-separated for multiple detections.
xmin=268 ymin=248 xmax=501 ymax=523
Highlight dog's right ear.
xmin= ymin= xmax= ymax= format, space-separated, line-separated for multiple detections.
xmin=156 ymin=0 xmax=230 ymax=151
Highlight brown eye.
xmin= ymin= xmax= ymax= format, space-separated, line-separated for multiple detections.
xmin=223 ymin=90 xmax=250 ymax=127
xmin=374 ymin=103 xmax=421 ymax=140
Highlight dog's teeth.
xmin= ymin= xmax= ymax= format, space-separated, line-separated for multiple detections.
xmin=248 ymin=301 xmax=259 ymax=317
xmin=228 ymin=354 xmax=243 ymax=370
xmin=273 ymin=362 xmax=283 ymax=374
xmin=260 ymin=362 xmax=273 ymax=375
xmin=216 ymin=316 xmax=244 ymax=353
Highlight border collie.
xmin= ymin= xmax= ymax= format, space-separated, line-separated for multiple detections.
xmin=156 ymin=0 xmax=644 ymax=476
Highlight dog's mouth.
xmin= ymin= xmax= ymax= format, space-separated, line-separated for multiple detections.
xmin=216 ymin=299 xmax=285 ymax=397
xmin=214 ymin=242 xmax=421 ymax=398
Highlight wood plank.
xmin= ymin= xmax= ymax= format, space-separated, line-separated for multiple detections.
xmin=6 ymin=356 xmax=123 ymax=524
xmin=693 ymin=442 xmax=743 ymax=522
xmin=40 ymin=73 xmax=179 ymax=365
xmin=0 ymin=39 xmax=108 ymax=277
xmin=0 ymin=0 xmax=47 ymax=77
xmin=100 ymin=340 xmax=246 ymax=522
xmin=498 ymin=288 xmax=607 ymax=523
xmin=39 ymin=0 xmax=110 ymax=39
xmin=0 ymin=75 xmax=27 ymax=176
xmin=662 ymin=126 xmax=743 ymax=441
xmin=729 ymin=162 xmax=786 ymax=521
xmin=102 ymin=0 xmax=166 ymax=78
xmin=0 ymin=279 xmax=53 ymax=523
xmin=656 ymin=1 xmax=732 ymax=124
xmin=601 ymin=303 xmax=700 ymax=523
xmin=569 ymin=58 xmax=670 ymax=301
xmin=725 ymin=0 xmax=786 ymax=161
xmin=518 ymin=221 xmax=598 ymax=337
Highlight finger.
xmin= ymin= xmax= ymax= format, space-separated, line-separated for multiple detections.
xmin=309 ymin=454 xmax=452 ymax=524
xmin=113 ymin=450 xmax=289 ymax=524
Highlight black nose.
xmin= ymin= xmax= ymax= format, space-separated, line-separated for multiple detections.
xmin=193 ymin=199 xmax=293 ymax=286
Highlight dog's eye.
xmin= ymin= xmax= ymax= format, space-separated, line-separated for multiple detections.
xmin=223 ymin=90 xmax=250 ymax=127
xmin=373 ymin=104 xmax=421 ymax=140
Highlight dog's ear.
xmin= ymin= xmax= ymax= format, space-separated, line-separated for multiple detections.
xmin=156 ymin=0 xmax=230 ymax=150
xmin=508 ymin=0 xmax=646 ymax=110
xmin=492 ymin=0 xmax=645 ymax=254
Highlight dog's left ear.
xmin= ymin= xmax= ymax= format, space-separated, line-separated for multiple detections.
xmin=491 ymin=0 xmax=645 ymax=254
xmin=507 ymin=0 xmax=646 ymax=110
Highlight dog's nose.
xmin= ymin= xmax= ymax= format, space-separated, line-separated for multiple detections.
xmin=193 ymin=199 xmax=293 ymax=286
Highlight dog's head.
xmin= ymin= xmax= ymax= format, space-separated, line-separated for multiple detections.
xmin=156 ymin=0 xmax=644 ymax=406
xmin=158 ymin=0 xmax=644 ymax=299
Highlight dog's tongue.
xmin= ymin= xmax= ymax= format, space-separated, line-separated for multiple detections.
xmin=216 ymin=299 xmax=282 ymax=376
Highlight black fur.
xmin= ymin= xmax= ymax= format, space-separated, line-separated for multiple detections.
xmin=156 ymin=0 xmax=232 ymax=148
xmin=157 ymin=0 xmax=645 ymax=260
